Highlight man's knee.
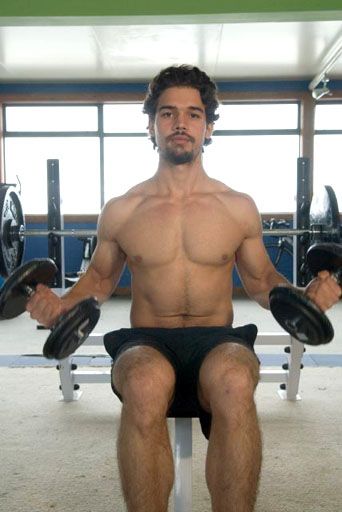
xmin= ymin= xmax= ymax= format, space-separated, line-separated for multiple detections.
xmin=113 ymin=346 xmax=176 ymax=421
xmin=198 ymin=342 xmax=260 ymax=413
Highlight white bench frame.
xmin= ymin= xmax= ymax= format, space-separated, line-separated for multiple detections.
xmin=57 ymin=331 xmax=304 ymax=511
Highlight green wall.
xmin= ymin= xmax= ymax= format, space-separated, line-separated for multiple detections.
xmin=0 ymin=0 xmax=341 ymax=18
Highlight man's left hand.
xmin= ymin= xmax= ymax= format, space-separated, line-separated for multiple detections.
xmin=304 ymin=271 xmax=341 ymax=311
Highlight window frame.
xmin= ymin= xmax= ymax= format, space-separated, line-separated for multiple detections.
xmin=0 ymin=88 xmax=334 ymax=219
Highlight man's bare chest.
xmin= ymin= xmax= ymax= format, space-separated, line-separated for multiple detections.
xmin=117 ymin=200 xmax=244 ymax=267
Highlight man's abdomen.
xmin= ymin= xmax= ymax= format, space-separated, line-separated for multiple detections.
xmin=129 ymin=264 xmax=234 ymax=328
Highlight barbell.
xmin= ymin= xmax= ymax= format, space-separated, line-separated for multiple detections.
xmin=0 ymin=183 xmax=341 ymax=277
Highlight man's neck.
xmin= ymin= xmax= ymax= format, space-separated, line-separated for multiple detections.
xmin=154 ymin=157 xmax=209 ymax=197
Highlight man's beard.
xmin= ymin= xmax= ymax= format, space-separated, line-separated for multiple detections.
xmin=159 ymin=133 xmax=196 ymax=165
xmin=162 ymin=147 xmax=195 ymax=165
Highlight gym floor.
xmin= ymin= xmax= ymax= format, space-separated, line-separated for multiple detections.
xmin=1 ymin=295 xmax=342 ymax=512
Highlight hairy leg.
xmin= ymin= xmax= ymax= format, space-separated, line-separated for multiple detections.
xmin=113 ymin=346 xmax=176 ymax=512
xmin=198 ymin=343 xmax=262 ymax=512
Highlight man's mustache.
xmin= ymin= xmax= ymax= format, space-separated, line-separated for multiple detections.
xmin=166 ymin=132 xmax=195 ymax=143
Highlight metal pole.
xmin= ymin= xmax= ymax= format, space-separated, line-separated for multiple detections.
xmin=173 ymin=417 xmax=192 ymax=512
xmin=296 ymin=157 xmax=312 ymax=286
xmin=21 ymin=229 xmax=98 ymax=237
xmin=261 ymin=228 xmax=310 ymax=236
xmin=47 ymin=159 xmax=65 ymax=288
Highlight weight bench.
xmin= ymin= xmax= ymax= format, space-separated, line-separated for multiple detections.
xmin=56 ymin=331 xmax=304 ymax=512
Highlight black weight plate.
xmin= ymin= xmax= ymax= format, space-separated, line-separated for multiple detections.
xmin=0 ymin=258 xmax=57 ymax=319
xmin=43 ymin=297 xmax=100 ymax=360
xmin=306 ymin=242 xmax=342 ymax=277
xmin=269 ymin=286 xmax=334 ymax=345
xmin=0 ymin=185 xmax=25 ymax=277
xmin=309 ymin=185 xmax=340 ymax=243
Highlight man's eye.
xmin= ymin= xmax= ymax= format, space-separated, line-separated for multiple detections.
xmin=161 ymin=111 xmax=172 ymax=117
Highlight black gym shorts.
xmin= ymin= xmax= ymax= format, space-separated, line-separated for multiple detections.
xmin=104 ymin=324 xmax=258 ymax=439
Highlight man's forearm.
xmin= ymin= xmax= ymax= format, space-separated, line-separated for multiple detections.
xmin=249 ymin=271 xmax=292 ymax=310
xmin=61 ymin=266 xmax=116 ymax=308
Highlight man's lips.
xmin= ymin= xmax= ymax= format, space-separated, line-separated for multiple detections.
xmin=168 ymin=133 xmax=194 ymax=143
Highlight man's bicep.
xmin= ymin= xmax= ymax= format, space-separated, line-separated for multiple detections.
xmin=80 ymin=200 xmax=128 ymax=299
xmin=235 ymin=236 xmax=273 ymax=286
xmin=235 ymin=233 xmax=290 ymax=310
xmin=91 ymin=236 xmax=126 ymax=280
xmin=92 ymin=197 xmax=128 ymax=279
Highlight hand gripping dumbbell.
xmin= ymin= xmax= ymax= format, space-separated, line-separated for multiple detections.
xmin=269 ymin=242 xmax=342 ymax=345
xmin=0 ymin=259 xmax=100 ymax=359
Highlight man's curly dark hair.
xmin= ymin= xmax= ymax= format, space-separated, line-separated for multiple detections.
xmin=143 ymin=65 xmax=219 ymax=147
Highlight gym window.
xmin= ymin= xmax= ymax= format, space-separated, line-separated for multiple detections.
xmin=3 ymin=101 xmax=300 ymax=215
xmin=4 ymin=105 xmax=101 ymax=215
xmin=103 ymin=104 xmax=158 ymax=200
xmin=5 ymin=105 xmax=98 ymax=131
xmin=207 ymin=102 xmax=300 ymax=213
xmin=314 ymin=102 xmax=342 ymax=208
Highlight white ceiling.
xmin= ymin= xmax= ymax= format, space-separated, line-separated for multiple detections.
xmin=0 ymin=19 xmax=342 ymax=83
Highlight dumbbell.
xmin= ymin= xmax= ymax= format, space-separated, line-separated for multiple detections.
xmin=0 ymin=259 xmax=100 ymax=359
xmin=269 ymin=242 xmax=342 ymax=345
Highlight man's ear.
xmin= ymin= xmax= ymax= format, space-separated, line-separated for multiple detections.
xmin=148 ymin=117 xmax=155 ymax=138
xmin=205 ymin=122 xmax=214 ymax=139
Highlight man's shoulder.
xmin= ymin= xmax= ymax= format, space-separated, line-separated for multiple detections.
xmin=209 ymin=180 xmax=261 ymax=235
xmin=107 ymin=179 xmax=152 ymax=204
xmin=210 ymin=179 xmax=257 ymax=209
xmin=101 ymin=179 xmax=155 ymax=222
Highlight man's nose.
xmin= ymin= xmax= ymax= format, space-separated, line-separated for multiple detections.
xmin=173 ymin=112 xmax=187 ymax=131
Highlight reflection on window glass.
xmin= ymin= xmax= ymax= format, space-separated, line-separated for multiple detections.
xmin=315 ymin=104 xmax=342 ymax=130
xmin=5 ymin=137 xmax=100 ymax=214
xmin=104 ymin=137 xmax=158 ymax=200
xmin=104 ymin=104 xmax=148 ymax=133
xmin=204 ymin=135 xmax=299 ymax=212
xmin=314 ymin=135 xmax=342 ymax=207
xmin=5 ymin=106 xmax=98 ymax=132
xmin=214 ymin=103 xmax=298 ymax=131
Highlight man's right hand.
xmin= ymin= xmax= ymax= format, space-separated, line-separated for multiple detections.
xmin=26 ymin=284 xmax=67 ymax=328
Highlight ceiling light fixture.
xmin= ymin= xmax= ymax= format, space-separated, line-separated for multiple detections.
xmin=311 ymin=76 xmax=331 ymax=100
xmin=308 ymin=37 xmax=342 ymax=100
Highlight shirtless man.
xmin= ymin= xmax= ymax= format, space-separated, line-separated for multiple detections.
xmin=26 ymin=65 xmax=341 ymax=512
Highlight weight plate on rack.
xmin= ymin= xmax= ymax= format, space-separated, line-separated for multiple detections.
xmin=309 ymin=185 xmax=340 ymax=244
xmin=0 ymin=185 xmax=25 ymax=277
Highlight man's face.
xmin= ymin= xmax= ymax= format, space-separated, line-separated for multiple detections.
xmin=149 ymin=86 xmax=213 ymax=165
